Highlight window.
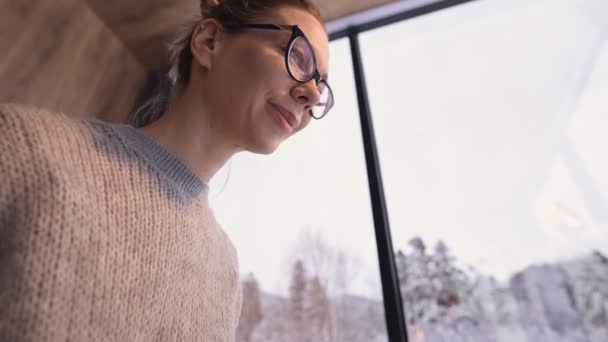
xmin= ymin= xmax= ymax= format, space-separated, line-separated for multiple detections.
xmin=360 ymin=0 xmax=608 ymax=341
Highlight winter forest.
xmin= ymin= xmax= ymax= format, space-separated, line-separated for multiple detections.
xmin=235 ymin=231 xmax=608 ymax=342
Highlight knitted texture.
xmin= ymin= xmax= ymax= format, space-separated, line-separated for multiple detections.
xmin=0 ymin=103 xmax=242 ymax=341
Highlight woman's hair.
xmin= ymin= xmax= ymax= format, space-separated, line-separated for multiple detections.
xmin=129 ymin=0 xmax=324 ymax=128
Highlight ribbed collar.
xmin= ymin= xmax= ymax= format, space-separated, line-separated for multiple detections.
xmin=109 ymin=123 xmax=208 ymax=199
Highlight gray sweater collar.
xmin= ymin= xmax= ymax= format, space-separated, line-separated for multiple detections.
xmin=109 ymin=123 xmax=208 ymax=199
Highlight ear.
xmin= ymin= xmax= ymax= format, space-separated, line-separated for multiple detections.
xmin=190 ymin=18 xmax=223 ymax=70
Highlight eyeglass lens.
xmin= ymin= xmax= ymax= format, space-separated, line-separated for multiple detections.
xmin=288 ymin=36 xmax=333 ymax=118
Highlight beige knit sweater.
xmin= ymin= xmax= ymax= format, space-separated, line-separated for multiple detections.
xmin=0 ymin=103 xmax=242 ymax=341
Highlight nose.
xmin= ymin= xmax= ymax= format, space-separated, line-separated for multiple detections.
xmin=290 ymin=79 xmax=321 ymax=113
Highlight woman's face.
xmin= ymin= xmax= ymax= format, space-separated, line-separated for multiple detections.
xmin=194 ymin=6 xmax=330 ymax=154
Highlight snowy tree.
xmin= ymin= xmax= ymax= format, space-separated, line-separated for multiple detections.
xmin=289 ymin=260 xmax=309 ymax=342
xmin=284 ymin=227 xmax=363 ymax=341
xmin=431 ymin=240 xmax=478 ymax=322
xmin=432 ymin=242 xmax=464 ymax=306
xmin=564 ymin=250 xmax=608 ymax=342
xmin=398 ymin=237 xmax=436 ymax=325
xmin=396 ymin=237 xmax=496 ymax=341
xmin=237 ymin=273 xmax=263 ymax=342
xmin=308 ymin=276 xmax=333 ymax=342
xmin=287 ymin=227 xmax=360 ymax=297
xmin=579 ymin=251 xmax=608 ymax=330
xmin=469 ymin=274 xmax=525 ymax=342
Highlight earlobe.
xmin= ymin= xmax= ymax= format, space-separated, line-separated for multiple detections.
xmin=191 ymin=19 xmax=222 ymax=70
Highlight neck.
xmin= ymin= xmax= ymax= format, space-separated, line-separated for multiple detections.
xmin=137 ymin=91 xmax=239 ymax=183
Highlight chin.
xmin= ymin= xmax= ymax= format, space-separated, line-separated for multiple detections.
xmin=248 ymin=139 xmax=282 ymax=155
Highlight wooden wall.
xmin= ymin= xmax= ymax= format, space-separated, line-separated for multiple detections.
xmin=0 ymin=0 xmax=146 ymax=123
xmin=84 ymin=0 xmax=403 ymax=68
xmin=0 ymin=0 xmax=403 ymax=122
xmin=84 ymin=0 xmax=199 ymax=69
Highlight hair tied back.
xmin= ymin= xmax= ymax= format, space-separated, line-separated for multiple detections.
xmin=200 ymin=0 xmax=222 ymax=15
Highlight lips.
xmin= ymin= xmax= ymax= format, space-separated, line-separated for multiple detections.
xmin=270 ymin=103 xmax=299 ymax=129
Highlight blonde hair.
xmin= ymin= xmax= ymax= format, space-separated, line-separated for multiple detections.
xmin=129 ymin=0 xmax=324 ymax=128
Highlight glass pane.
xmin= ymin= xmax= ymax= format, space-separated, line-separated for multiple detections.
xmin=210 ymin=38 xmax=388 ymax=342
xmin=360 ymin=0 xmax=608 ymax=341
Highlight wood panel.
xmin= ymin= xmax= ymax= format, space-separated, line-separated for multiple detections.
xmin=318 ymin=0 xmax=397 ymax=21
xmin=84 ymin=0 xmax=200 ymax=68
xmin=84 ymin=0 xmax=401 ymax=68
xmin=0 ymin=0 xmax=146 ymax=123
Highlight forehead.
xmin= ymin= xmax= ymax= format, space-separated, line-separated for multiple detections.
xmin=267 ymin=6 xmax=330 ymax=79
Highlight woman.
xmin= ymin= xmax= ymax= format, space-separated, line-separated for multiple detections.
xmin=0 ymin=0 xmax=333 ymax=340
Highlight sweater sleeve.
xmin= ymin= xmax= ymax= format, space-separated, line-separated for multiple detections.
xmin=0 ymin=103 xmax=58 ymax=341
xmin=0 ymin=102 xmax=44 ymax=248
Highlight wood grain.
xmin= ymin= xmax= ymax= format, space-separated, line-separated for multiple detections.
xmin=318 ymin=0 xmax=398 ymax=21
xmin=85 ymin=0 xmax=199 ymax=68
xmin=84 ymin=0 xmax=401 ymax=67
xmin=0 ymin=0 xmax=146 ymax=122
xmin=0 ymin=0 xmax=400 ymax=122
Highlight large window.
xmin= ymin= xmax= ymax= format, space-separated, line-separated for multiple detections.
xmin=360 ymin=0 xmax=608 ymax=341
xmin=210 ymin=38 xmax=388 ymax=342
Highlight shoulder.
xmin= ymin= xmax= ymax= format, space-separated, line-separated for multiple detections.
xmin=0 ymin=103 xmax=126 ymax=175
xmin=0 ymin=102 xmax=86 ymax=142
xmin=0 ymin=103 xmax=134 ymax=195
xmin=1 ymin=102 xmax=74 ymax=123
xmin=0 ymin=104 xmax=76 ymax=200
xmin=1 ymin=102 xmax=123 ymax=149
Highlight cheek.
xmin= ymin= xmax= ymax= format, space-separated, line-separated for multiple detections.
xmin=235 ymin=45 xmax=279 ymax=77
xmin=223 ymin=52 xmax=285 ymax=107
xmin=213 ymin=53 xmax=267 ymax=108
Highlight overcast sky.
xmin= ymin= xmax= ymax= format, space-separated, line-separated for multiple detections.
xmin=209 ymin=0 xmax=608 ymax=299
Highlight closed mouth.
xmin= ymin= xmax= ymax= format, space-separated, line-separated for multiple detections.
xmin=270 ymin=103 xmax=299 ymax=129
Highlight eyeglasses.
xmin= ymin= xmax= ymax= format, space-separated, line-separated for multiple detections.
xmin=223 ymin=23 xmax=334 ymax=119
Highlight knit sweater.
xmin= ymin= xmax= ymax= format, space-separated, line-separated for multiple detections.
xmin=0 ymin=103 xmax=242 ymax=341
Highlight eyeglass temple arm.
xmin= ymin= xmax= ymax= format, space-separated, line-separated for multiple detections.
xmin=228 ymin=23 xmax=293 ymax=31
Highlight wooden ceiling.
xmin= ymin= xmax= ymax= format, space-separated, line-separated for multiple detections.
xmin=84 ymin=0 xmax=398 ymax=68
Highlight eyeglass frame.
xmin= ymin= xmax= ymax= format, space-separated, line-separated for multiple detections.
xmin=222 ymin=23 xmax=334 ymax=119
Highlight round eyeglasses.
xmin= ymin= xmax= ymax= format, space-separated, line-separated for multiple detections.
xmin=223 ymin=23 xmax=334 ymax=119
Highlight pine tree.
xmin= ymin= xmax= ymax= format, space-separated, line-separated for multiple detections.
xmin=395 ymin=249 xmax=413 ymax=325
xmin=289 ymin=260 xmax=309 ymax=342
xmin=308 ymin=276 xmax=332 ymax=342
xmin=237 ymin=273 xmax=263 ymax=342
xmin=397 ymin=238 xmax=478 ymax=328
xmin=574 ymin=251 xmax=608 ymax=338
xmin=432 ymin=240 xmax=472 ymax=319
xmin=396 ymin=237 xmax=436 ymax=326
